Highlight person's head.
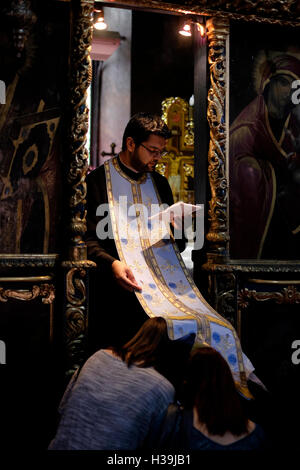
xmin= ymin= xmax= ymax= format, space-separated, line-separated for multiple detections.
xmin=118 ymin=316 xmax=170 ymax=368
xmin=183 ymin=346 xmax=249 ymax=436
xmin=265 ymin=73 xmax=295 ymax=119
xmin=259 ymin=54 xmax=300 ymax=119
xmin=121 ymin=112 xmax=172 ymax=172
xmin=114 ymin=317 xmax=195 ymax=388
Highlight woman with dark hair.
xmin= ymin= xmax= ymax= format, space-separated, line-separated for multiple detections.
xmin=48 ymin=317 xmax=192 ymax=451
xmin=156 ymin=347 xmax=267 ymax=451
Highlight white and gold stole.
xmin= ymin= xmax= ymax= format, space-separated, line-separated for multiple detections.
xmin=105 ymin=156 xmax=254 ymax=398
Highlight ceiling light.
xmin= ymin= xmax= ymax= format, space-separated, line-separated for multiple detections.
xmin=179 ymin=18 xmax=206 ymax=37
xmin=94 ymin=9 xmax=107 ymax=31
xmin=179 ymin=22 xmax=192 ymax=37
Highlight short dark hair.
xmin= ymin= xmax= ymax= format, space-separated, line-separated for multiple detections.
xmin=183 ymin=347 xmax=249 ymax=436
xmin=122 ymin=112 xmax=172 ymax=151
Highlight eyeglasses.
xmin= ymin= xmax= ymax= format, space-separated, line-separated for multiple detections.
xmin=140 ymin=143 xmax=168 ymax=158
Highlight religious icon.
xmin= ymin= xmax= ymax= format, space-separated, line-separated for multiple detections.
xmin=229 ymin=24 xmax=300 ymax=260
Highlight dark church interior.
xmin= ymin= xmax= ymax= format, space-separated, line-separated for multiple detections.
xmin=1 ymin=0 xmax=300 ymax=459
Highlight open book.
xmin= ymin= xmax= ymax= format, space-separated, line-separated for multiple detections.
xmin=148 ymin=201 xmax=203 ymax=222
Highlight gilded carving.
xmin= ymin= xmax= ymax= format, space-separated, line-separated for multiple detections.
xmin=160 ymin=96 xmax=195 ymax=203
xmin=65 ymin=307 xmax=86 ymax=339
xmin=61 ymin=260 xmax=96 ymax=269
xmin=67 ymin=0 xmax=94 ymax=262
xmin=184 ymin=126 xmax=194 ymax=149
xmin=206 ymin=17 xmax=229 ymax=255
xmin=161 ymin=96 xmax=194 ymax=153
xmin=216 ymin=273 xmax=236 ymax=327
xmin=66 ymin=267 xmax=86 ymax=306
xmin=238 ymin=285 xmax=300 ymax=309
xmin=155 ymin=162 xmax=167 ymax=175
xmin=62 ymin=0 xmax=95 ymax=376
xmin=0 ymin=254 xmax=58 ymax=269
xmin=0 ymin=283 xmax=55 ymax=304
xmin=64 ymin=265 xmax=89 ymax=377
xmin=202 ymin=260 xmax=300 ymax=274
xmin=96 ymin=0 xmax=300 ymax=26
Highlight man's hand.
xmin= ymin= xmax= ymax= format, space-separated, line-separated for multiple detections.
xmin=111 ymin=260 xmax=142 ymax=292
xmin=169 ymin=210 xmax=184 ymax=231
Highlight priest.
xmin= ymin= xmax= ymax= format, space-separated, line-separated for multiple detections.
xmin=86 ymin=112 xmax=255 ymax=398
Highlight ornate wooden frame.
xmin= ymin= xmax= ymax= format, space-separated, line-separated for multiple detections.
xmin=62 ymin=0 xmax=96 ymax=376
xmin=95 ymin=1 xmax=300 ymax=27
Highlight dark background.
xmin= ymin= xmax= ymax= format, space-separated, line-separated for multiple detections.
xmin=131 ymin=10 xmax=194 ymax=115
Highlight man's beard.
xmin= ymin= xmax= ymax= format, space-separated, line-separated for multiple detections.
xmin=134 ymin=160 xmax=156 ymax=173
xmin=144 ymin=165 xmax=155 ymax=172
xmin=131 ymin=150 xmax=157 ymax=172
xmin=144 ymin=162 xmax=157 ymax=172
